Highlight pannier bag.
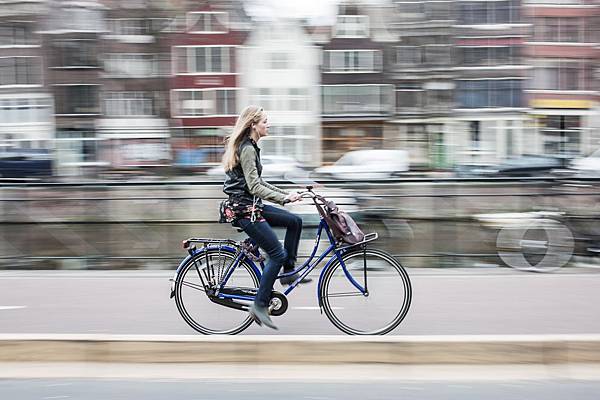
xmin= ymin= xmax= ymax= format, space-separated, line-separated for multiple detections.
xmin=324 ymin=200 xmax=365 ymax=245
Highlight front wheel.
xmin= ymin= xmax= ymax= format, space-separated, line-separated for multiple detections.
xmin=320 ymin=248 xmax=411 ymax=335
xmin=174 ymin=248 xmax=260 ymax=335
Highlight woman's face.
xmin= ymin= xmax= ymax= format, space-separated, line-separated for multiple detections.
xmin=253 ymin=116 xmax=269 ymax=139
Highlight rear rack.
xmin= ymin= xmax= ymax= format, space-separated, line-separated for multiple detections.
xmin=182 ymin=238 xmax=239 ymax=249
xmin=336 ymin=232 xmax=379 ymax=251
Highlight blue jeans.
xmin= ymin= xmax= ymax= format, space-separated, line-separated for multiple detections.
xmin=237 ymin=205 xmax=303 ymax=307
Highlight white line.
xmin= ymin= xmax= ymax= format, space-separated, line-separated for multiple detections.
xmin=43 ymin=396 xmax=70 ymax=399
xmin=0 ymin=306 xmax=26 ymax=310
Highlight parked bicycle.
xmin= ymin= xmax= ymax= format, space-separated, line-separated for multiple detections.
xmin=170 ymin=186 xmax=412 ymax=335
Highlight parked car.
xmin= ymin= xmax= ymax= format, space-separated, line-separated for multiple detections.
xmin=0 ymin=149 xmax=53 ymax=179
xmin=470 ymin=155 xmax=568 ymax=177
xmin=570 ymin=149 xmax=600 ymax=177
xmin=312 ymin=149 xmax=410 ymax=180
xmin=205 ymin=155 xmax=308 ymax=181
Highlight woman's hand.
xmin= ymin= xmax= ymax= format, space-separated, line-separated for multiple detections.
xmin=285 ymin=192 xmax=301 ymax=203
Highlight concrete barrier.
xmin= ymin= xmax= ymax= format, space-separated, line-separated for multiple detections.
xmin=1 ymin=334 xmax=600 ymax=364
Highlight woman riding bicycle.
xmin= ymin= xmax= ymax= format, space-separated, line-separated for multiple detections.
xmin=220 ymin=105 xmax=310 ymax=330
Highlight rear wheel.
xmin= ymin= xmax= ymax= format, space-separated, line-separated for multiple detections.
xmin=320 ymin=248 xmax=411 ymax=335
xmin=174 ymin=248 xmax=259 ymax=335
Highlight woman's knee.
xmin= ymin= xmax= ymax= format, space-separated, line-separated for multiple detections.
xmin=292 ymin=214 xmax=303 ymax=229
xmin=269 ymin=247 xmax=288 ymax=265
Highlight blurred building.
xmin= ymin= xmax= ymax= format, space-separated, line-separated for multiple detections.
xmin=318 ymin=1 xmax=394 ymax=164
xmin=390 ymin=0 xmax=456 ymax=169
xmin=524 ymin=0 xmax=600 ymax=155
xmin=95 ymin=0 xmax=174 ymax=172
xmin=169 ymin=0 xmax=251 ymax=170
xmin=39 ymin=0 xmax=107 ymax=176
xmin=451 ymin=0 xmax=530 ymax=165
xmin=0 ymin=1 xmax=53 ymax=154
xmin=239 ymin=19 xmax=322 ymax=167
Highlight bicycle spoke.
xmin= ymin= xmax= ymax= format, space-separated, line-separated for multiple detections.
xmin=325 ymin=291 xmax=364 ymax=298
xmin=180 ymin=280 xmax=206 ymax=292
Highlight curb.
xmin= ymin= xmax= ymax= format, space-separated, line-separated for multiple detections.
xmin=1 ymin=334 xmax=600 ymax=364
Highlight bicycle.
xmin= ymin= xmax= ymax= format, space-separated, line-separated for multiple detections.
xmin=169 ymin=186 xmax=412 ymax=335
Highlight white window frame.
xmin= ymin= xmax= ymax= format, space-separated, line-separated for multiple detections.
xmin=0 ymin=93 xmax=53 ymax=125
xmin=334 ymin=15 xmax=369 ymax=38
xmin=172 ymin=45 xmax=234 ymax=75
xmin=324 ymin=49 xmax=382 ymax=73
xmin=103 ymin=91 xmax=155 ymax=117
xmin=171 ymin=88 xmax=238 ymax=118
xmin=321 ymin=84 xmax=393 ymax=115
xmin=0 ymin=56 xmax=42 ymax=88
xmin=187 ymin=12 xmax=228 ymax=34
xmin=103 ymin=53 xmax=162 ymax=78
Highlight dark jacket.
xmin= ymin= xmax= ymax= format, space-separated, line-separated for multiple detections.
xmin=223 ymin=137 xmax=288 ymax=206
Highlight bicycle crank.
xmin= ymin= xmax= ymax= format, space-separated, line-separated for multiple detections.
xmin=269 ymin=291 xmax=288 ymax=316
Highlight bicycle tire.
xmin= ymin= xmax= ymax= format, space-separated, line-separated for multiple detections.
xmin=174 ymin=248 xmax=259 ymax=335
xmin=320 ymin=248 xmax=411 ymax=335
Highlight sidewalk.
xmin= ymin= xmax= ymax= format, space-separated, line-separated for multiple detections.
xmin=2 ymin=334 xmax=600 ymax=364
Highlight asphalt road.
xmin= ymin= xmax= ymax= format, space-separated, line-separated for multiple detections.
xmin=1 ymin=378 xmax=599 ymax=400
xmin=1 ymin=268 xmax=600 ymax=335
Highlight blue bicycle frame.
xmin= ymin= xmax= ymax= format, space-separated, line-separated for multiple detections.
xmin=175 ymin=217 xmax=369 ymax=308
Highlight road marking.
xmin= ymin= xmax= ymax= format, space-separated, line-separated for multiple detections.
xmin=293 ymin=306 xmax=343 ymax=310
xmin=0 ymin=306 xmax=26 ymax=311
xmin=43 ymin=396 xmax=70 ymax=399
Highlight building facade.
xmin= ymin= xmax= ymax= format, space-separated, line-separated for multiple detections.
xmin=96 ymin=0 xmax=174 ymax=171
xmin=0 ymin=1 xmax=53 ymax=156
xmin=319 ymin=2 xmax=394 ymax=164
xmin=524 ymin=0 xmax=600 ymax=156
xmin=390 ymin=0 xmax=456 ymax=169
xmin=239 ymin=19 xmax=322 ymax=166
xmin=169 ymin=1 xmax=250 ymax=169
xmin=450 ymin=0 xmax=531 ymax=166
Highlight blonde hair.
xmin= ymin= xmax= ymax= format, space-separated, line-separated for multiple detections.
xmin=222 ymin=105 xmax=265 ymax=172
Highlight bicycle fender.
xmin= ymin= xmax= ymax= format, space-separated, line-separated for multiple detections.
xmin=316 ymin=250 xmax=346 ymax=312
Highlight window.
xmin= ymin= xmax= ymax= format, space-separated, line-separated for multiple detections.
xmin=425 ymin=1 xmax=451 ymax=21
xmin=322 ymin=85 xmax=393 ymax=115
xmin=461 ymin=46 xmax=518 ymax=66
xmin=173 ymin=89 xmax=237 ymax=116
xmin=61 ymin=7 xmax=104 ymax=32
xmin=531 ymin=61 xmax=592 ymax=91
xmin=187 ymin=12 xmax=228 ymax=33
xmin=396 ymin=84 xmax=424 ymax=111
xmin=456 ymin=80 xmax=522 ymax=108
xmin=0 ymin=57 xmax=41 ymax=86
xmin=174 ymin=46 xmax=232 ymax=74
xmin=0 ymin=23 xmax=36 ymax=46
xmin=54 ymin=85 xmax=100 ymax=115
xmin=269 ymin=52 xmax=289 ymax=69
xmin=104 ymin=54 xmax=163 ymax=77
xmin=325 ymin=50 xmax=381 ymax=72
xmin=289 ymin=88 xmax=309 ymax=111
xmin=104 ymin=92 xmax=154 ymax=116
xmin=460 ymin=1 xmax=518 ymax=25
xmin=423 ymin=45 xmax=451 ymax=65
xmin=107 ymin=19 xmax=150 ymax=35
xmin=541 ymin=115 xmax=581 ymax=155
xmin=335 ymin=15 xmax=369 ymax=37
xmin=396 ymin=46 xmax=421 ymax=65
xmin=533 ymin=18 xmax=584 ymax=42
xmin=470 ymin=121 xmax=480 ymax=149
xmin=53 ymin=40 xmax=97 ymax=67
xmin=0 ymin=96 xmax=53 ymax=124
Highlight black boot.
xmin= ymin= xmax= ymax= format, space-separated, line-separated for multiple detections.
xmin=249 ymin=303 xmax=278 ymax=330
xmin=280 ymin=272 xmax=313 ymax=286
